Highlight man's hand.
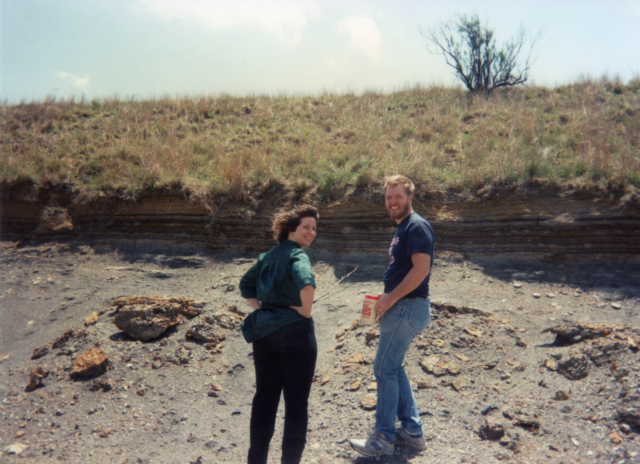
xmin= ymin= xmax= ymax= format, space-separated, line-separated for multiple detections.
xmin=376 ymin=252 xmax=431 ymax=321
xmin=375 ymin=293 xmax=395 ymax=321
xmin=246 ymin=298 xmax=261 ymax=310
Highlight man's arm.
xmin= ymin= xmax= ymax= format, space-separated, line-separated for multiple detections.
xmin=376 ymin=252 xmax=431 ymax=319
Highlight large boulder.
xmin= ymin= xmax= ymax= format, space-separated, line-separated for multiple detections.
xmin=112 ymin=296 xmax=204 ymax=341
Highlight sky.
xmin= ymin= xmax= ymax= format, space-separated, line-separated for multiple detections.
xmin=2 ymin=0 xmax=640 ymax=102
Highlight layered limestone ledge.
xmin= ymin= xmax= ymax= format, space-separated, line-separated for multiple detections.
xmin=1 ymin=187 xmax=639 ymax=257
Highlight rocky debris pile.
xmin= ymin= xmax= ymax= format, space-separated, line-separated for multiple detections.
xmin=313 ymin=299 xmax=640 ymax=461
xmin=538 ymin=322 xmax=640 ymax=446
xmin=111 ymin=296 xmax=206 ymax=340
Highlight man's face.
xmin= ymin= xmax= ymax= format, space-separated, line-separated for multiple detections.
xmin=385 ymin=184 xmax=412 ymax=223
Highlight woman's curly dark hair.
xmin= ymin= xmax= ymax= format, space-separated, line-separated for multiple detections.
xmin=272 ymin=205 xmax=319 ymax=244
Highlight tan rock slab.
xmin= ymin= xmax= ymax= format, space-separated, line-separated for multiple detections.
xmin=71 ymin=348 xmax=108 ymax=377
xmin=345 ymin=353 xmax=365 ymax=364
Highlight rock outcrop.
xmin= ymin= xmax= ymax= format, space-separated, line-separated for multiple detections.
xmin=111 ymin=296 xmax=204 ymax=340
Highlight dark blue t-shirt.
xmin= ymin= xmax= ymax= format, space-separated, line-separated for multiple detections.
xmin=383 ymin=212 xmax=435 ymax=299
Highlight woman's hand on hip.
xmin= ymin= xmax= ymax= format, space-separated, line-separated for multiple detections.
xmin=291 ymin=285 xmax=314 ymax=318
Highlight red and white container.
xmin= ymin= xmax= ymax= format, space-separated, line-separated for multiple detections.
xmin=360 ymin=295 xmax=380 ymax=325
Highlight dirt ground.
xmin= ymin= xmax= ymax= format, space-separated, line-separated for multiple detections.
xmin=1 ymin=239 xmax=639 ymax=464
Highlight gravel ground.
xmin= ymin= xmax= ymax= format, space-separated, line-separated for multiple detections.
xmin=1 ymin=240 xmax=640 ymax=464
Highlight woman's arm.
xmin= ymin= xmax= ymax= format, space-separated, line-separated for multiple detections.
xmin=246 ymin=298 xmax=261 ymax=311
xmin=290 ymin=285 xmax=315 ymax=318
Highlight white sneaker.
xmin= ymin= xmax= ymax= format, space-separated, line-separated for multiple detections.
xmin=349 ymin=430 xmax=394 ymax=456
xmin=395 ymin=427 xmax=427 ymax=450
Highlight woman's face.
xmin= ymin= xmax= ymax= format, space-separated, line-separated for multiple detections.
xmin=288 ymin=217 xmax=317 ymax=248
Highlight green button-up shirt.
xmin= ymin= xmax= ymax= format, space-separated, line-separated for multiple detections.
xmin=239 ymin=240 xmax=316 ymax=342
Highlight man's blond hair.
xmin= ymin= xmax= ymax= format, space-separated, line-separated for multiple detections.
xmin=383 ymin=175 xmax=415 ymax=196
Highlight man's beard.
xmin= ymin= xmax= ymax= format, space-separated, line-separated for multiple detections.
xmin=388 ymin=202 xmax=410 ymax=220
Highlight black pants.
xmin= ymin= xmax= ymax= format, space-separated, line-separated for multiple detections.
xmin=248 ymin=318 xmax=317 ymax=464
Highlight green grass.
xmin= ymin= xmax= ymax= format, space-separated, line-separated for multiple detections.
xmin=2 ymin=77 xmax=639 ymax=203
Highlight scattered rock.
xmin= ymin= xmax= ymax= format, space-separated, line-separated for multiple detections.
xmin=349 ymin=380 xmax=361 ymax=391
xmin=478 ymin=419 xmax=505 ymax=440
xmin=451 ymin=379 xmax=466 ymax=391
xmin=89 ymin=378 xmax=113 ymax=392
xmin=420 ymin=355 xmax=446 ymax=376
xmin=186 ymin=322 xmax=218 ymax=342
xmin=446 ymin=363 xmax=461 ymax=376
xmin=169 ymin=346 xmax=192 ymax=365
xmin=532 ymin=293 xmax=541 ymax=299
xmin=151 ymin=357 xmax=165 ymax=370
xmin=541 ymin=323 xmax=619 ymax=345
xmin=609 ymin=432 xmax=623 ymax=444
xmin=345 ymin=353 xmax=366 ymax=364
xmin=503 ymin=407 xmax=540 ymax=430
xmin=515 ymin=337 xmax=527 ymax=348
xmin=51 ymin=329 xmax=75 ymax=348
xmin=554 ymin=390 xmax=570 ymax=401
xmin=208 ymin=383 xmax=223 ymax=397
xmin=71 ymin=348 xmax=108 ymax=378
xmin=617 ymin=406 xmax=640 ymax=426
xmin=361 ymin=396 xmax=377 ymax=410
xmin=610 ymin=302 xmax=622 ymax=310
xmin=365 ymin=330 xmax=379 ymax=345
xmin=84 ymin=312 xmax=99 ymax=326
xmin=464 ymin=327 xmax=483 ymax=338
xmin=619 ymin=423 xmax=632 ymax=434
xmin=557 ymin=354 xmax=590 ymax=380
xmin=203 ymin=312 xmax=243 ymax=330
xmin=31 ymin=345 xmax=49 ymax=360
xmin=27 ymin=366 xmax=50 ymax=390
xmin=4 ymin=443 xmax=28 ymax=455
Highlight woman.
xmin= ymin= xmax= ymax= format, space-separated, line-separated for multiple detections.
xmin=239 ymin=205 xmax=319 ymax=464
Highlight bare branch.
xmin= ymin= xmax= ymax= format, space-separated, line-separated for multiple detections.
xmin=422 ymin=14 xmax=537 ymax=95
xmin=313 ymin=266 xmax=359 ymax=304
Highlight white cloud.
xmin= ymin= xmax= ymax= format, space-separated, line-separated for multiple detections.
xmin=337 ymin=17 xmax=382 ymax=60
xmin=134 ymin=0 xmax=320 ymax=45
xmin=56 ymin=72 xmax=90 ymax=91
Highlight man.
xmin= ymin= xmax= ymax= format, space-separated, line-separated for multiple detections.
xmin=349 ymin=175 xmax=435 ymax=457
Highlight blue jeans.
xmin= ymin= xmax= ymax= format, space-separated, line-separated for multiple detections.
xmin=374 ymin=297 xmax=431 ymax=443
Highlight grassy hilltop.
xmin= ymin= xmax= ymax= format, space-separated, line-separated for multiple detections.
xmin=1 ymin=79 xmax=639 ymax=202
